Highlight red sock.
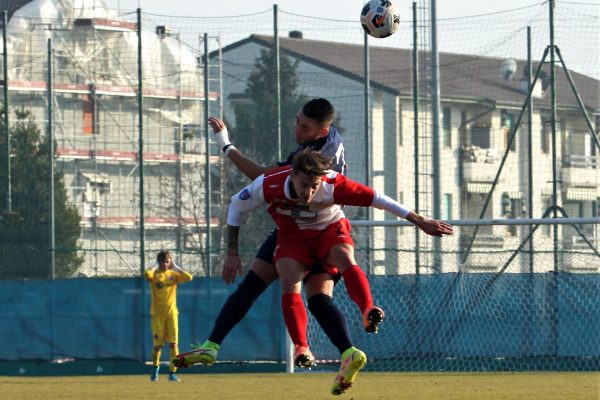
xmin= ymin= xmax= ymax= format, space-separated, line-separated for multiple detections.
xmin=342 ymin=265 xmax=374 ymax=313
xmin=281 ymin=293 xmax=308 ymax=347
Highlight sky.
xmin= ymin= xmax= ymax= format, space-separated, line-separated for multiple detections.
xmin=103 ymin=0 xmax=543 ymax=20
xmin=99 ymin=0 xmax=598 ymax=79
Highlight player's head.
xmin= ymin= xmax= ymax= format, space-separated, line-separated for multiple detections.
xmin=156 ymin=250 xmax=173 ymax=270
xmin=295 ymin=98 xmax=335 ymax=145
xmin=290 ymin=148 xmax=332 ymax=204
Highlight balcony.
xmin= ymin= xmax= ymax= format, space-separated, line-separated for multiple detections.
xmin=462 ymin=145 xmax=501 ymax=182
xmin=562 ymin=155 xmax=599 ymax=187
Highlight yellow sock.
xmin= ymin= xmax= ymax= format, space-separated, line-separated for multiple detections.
xmin=170 ymin=344 xmax=179 ymax=373
xmin=152 ymin=348 xmax=162 ymax=367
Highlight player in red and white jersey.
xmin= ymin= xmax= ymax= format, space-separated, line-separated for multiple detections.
xmin=230 ymin=164 xmax=374 ymax=234
xmin=225 ymin=149 xmax=453 ymax=393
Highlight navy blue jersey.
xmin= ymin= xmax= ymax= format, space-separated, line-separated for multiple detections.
xmin=278 ymin=125 xmax=346 ymax=175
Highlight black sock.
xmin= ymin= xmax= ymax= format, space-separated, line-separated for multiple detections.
xmin=308 ymin=294 xmax=353 ymax=354
xmin=208 ymin=270 xmax=268 ymax=344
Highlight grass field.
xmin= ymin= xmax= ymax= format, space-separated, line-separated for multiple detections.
xmin=1 ymin=371 xmax=598 ymax=400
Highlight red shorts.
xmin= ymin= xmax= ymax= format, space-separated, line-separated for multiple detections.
xmin=274 ymin=218 xmax=354 ymax=272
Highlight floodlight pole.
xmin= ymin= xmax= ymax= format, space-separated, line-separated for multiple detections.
xmin=412 ymin=2 xmax=421 ymax=274
xmin=48 ymin=35 xmax=56 ymax=363
xmin=3 ymin=11 xmax=10 ymax=213
xmin=203 ymin=33 xmax=212 ymax=277
xmin=430 ymin=0 xmax=442 ymax=273
xmin=137 ymin=8 xmax=146 ymax=279
xmin=363 ymin=31 xmax=373 ymax=275
xmin=273 ymin=5 xmax=282 ymax=161
xmin=47 ymin=37 xmax=55 ymax=280
xmin=136 ymin=7 xmax=147 ymax=364
xmin=526 ymin=26 xmax=534 ymax=274
xmin=549 ymin=0 xmax=559 ymax=272
xmin=176 ymin=33 xmax=183 ymax=262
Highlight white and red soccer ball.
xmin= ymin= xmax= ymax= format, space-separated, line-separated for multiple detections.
xmin=360 ymin=0 xmax=400 ymax=39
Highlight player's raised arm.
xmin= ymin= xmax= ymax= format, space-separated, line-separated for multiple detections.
xmin=209 ymin=117 xmax=279 ymax=180
xmin=143 ymin=264 xmax=156 ymax=281
xmin=171 ymin=262 xmax=193 ymax=283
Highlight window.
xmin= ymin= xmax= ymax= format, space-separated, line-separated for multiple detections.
xmin=501 ymin=110 xmax=516 ymax=152
xmin=182 ymin=124 xmax=203 ymax=154
xmin=442 ymin=193 xmax=453 ymax=220
xmin=442 ymin=107 xmax=452 ymax=148
xmin=471 ymin=124 xmax=491 ymax=148
xmin=593 ymin=116 xmax=600 ymax=157
xmin=563 ymin=201 xmax=587 ymax=239
xmin=80 ymin=172 xmax=111 ymax=218
xmin=541 ymin=111 xmax=551 ymax=153
xmin=82 ymin=95 xmax=95 ymax=135
xmin=184 ymin=232 xmax=202 ymax=251
xmin=459 ymin=110 xmax=467 ymax=146
xmin=397 ymin=101 xmax=403 ymax=146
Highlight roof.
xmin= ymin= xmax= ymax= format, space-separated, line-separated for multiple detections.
xmin=0 ymin=0 xmax=31 ymax=19
xmin=216 ymin=34 xmax=599 ymax=112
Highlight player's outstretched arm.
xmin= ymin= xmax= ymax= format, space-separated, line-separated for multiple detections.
xmin=209 ymin=116 xmax=278 ymax=180
xmin=405 ymin=212 xmax=454 ymax=237
xmin=370 ymin=190 xmax=454 ymax=237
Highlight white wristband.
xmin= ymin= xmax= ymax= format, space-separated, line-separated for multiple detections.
xmin=213 ymin=127 xmax=231 ymax=149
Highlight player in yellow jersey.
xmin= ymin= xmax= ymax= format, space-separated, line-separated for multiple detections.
xmin=144 ymin=250 xmax=193 ymax=382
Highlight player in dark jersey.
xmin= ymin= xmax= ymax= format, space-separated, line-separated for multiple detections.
xmin=175 ymin=99 xmax=354 ymax=369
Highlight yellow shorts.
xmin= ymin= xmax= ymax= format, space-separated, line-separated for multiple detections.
xmin=151 ymin=314 xmax=178 ymax=346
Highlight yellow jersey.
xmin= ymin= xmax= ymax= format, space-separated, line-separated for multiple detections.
xmin=144 ymin=267 xmax=193 ymax=317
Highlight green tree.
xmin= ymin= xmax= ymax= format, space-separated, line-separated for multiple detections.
xmin=0 ymin=109 xmax=83 ymax=279
xmin=231 ymin=48 xmax=308 ymax=164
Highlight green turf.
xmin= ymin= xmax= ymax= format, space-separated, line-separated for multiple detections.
xmin=0 ymin=371 xmax=598 ymax=400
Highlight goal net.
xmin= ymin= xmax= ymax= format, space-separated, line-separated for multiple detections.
xmin=304 ymin=217 xmax=600 ymax=372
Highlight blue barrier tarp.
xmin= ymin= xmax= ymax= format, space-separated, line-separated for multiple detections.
xmin=1 ymin=273 xmax=598 ymax=366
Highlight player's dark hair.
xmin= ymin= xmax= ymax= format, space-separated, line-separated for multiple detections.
xmin=292 ymin=148 xmax=332 ymax=180
xmin=302 ymin=98 xmax=334 ymax=125
xmin=156 ymin=250 xmax=172 ymax=263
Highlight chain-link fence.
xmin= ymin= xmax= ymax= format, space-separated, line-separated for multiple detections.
xmin=0 ymin=1 xmax=598 ymax=280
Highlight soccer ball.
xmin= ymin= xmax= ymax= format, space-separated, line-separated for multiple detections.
xmin=360 ymin=0 xmax=400 ymax=39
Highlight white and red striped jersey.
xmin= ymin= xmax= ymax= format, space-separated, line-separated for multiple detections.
xmin=228 ymin=165 xmax=377 ymax=233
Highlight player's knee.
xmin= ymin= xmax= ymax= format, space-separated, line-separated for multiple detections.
xmin=327 ymin=245 xmax=355 ymax=270
xmin=304 ymin=275 xmax=334 ymax=298
xmin=280 ymin=279 xmax=302 ymax=294
xmin=250 ymin=258 xmax=278 ymax=284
